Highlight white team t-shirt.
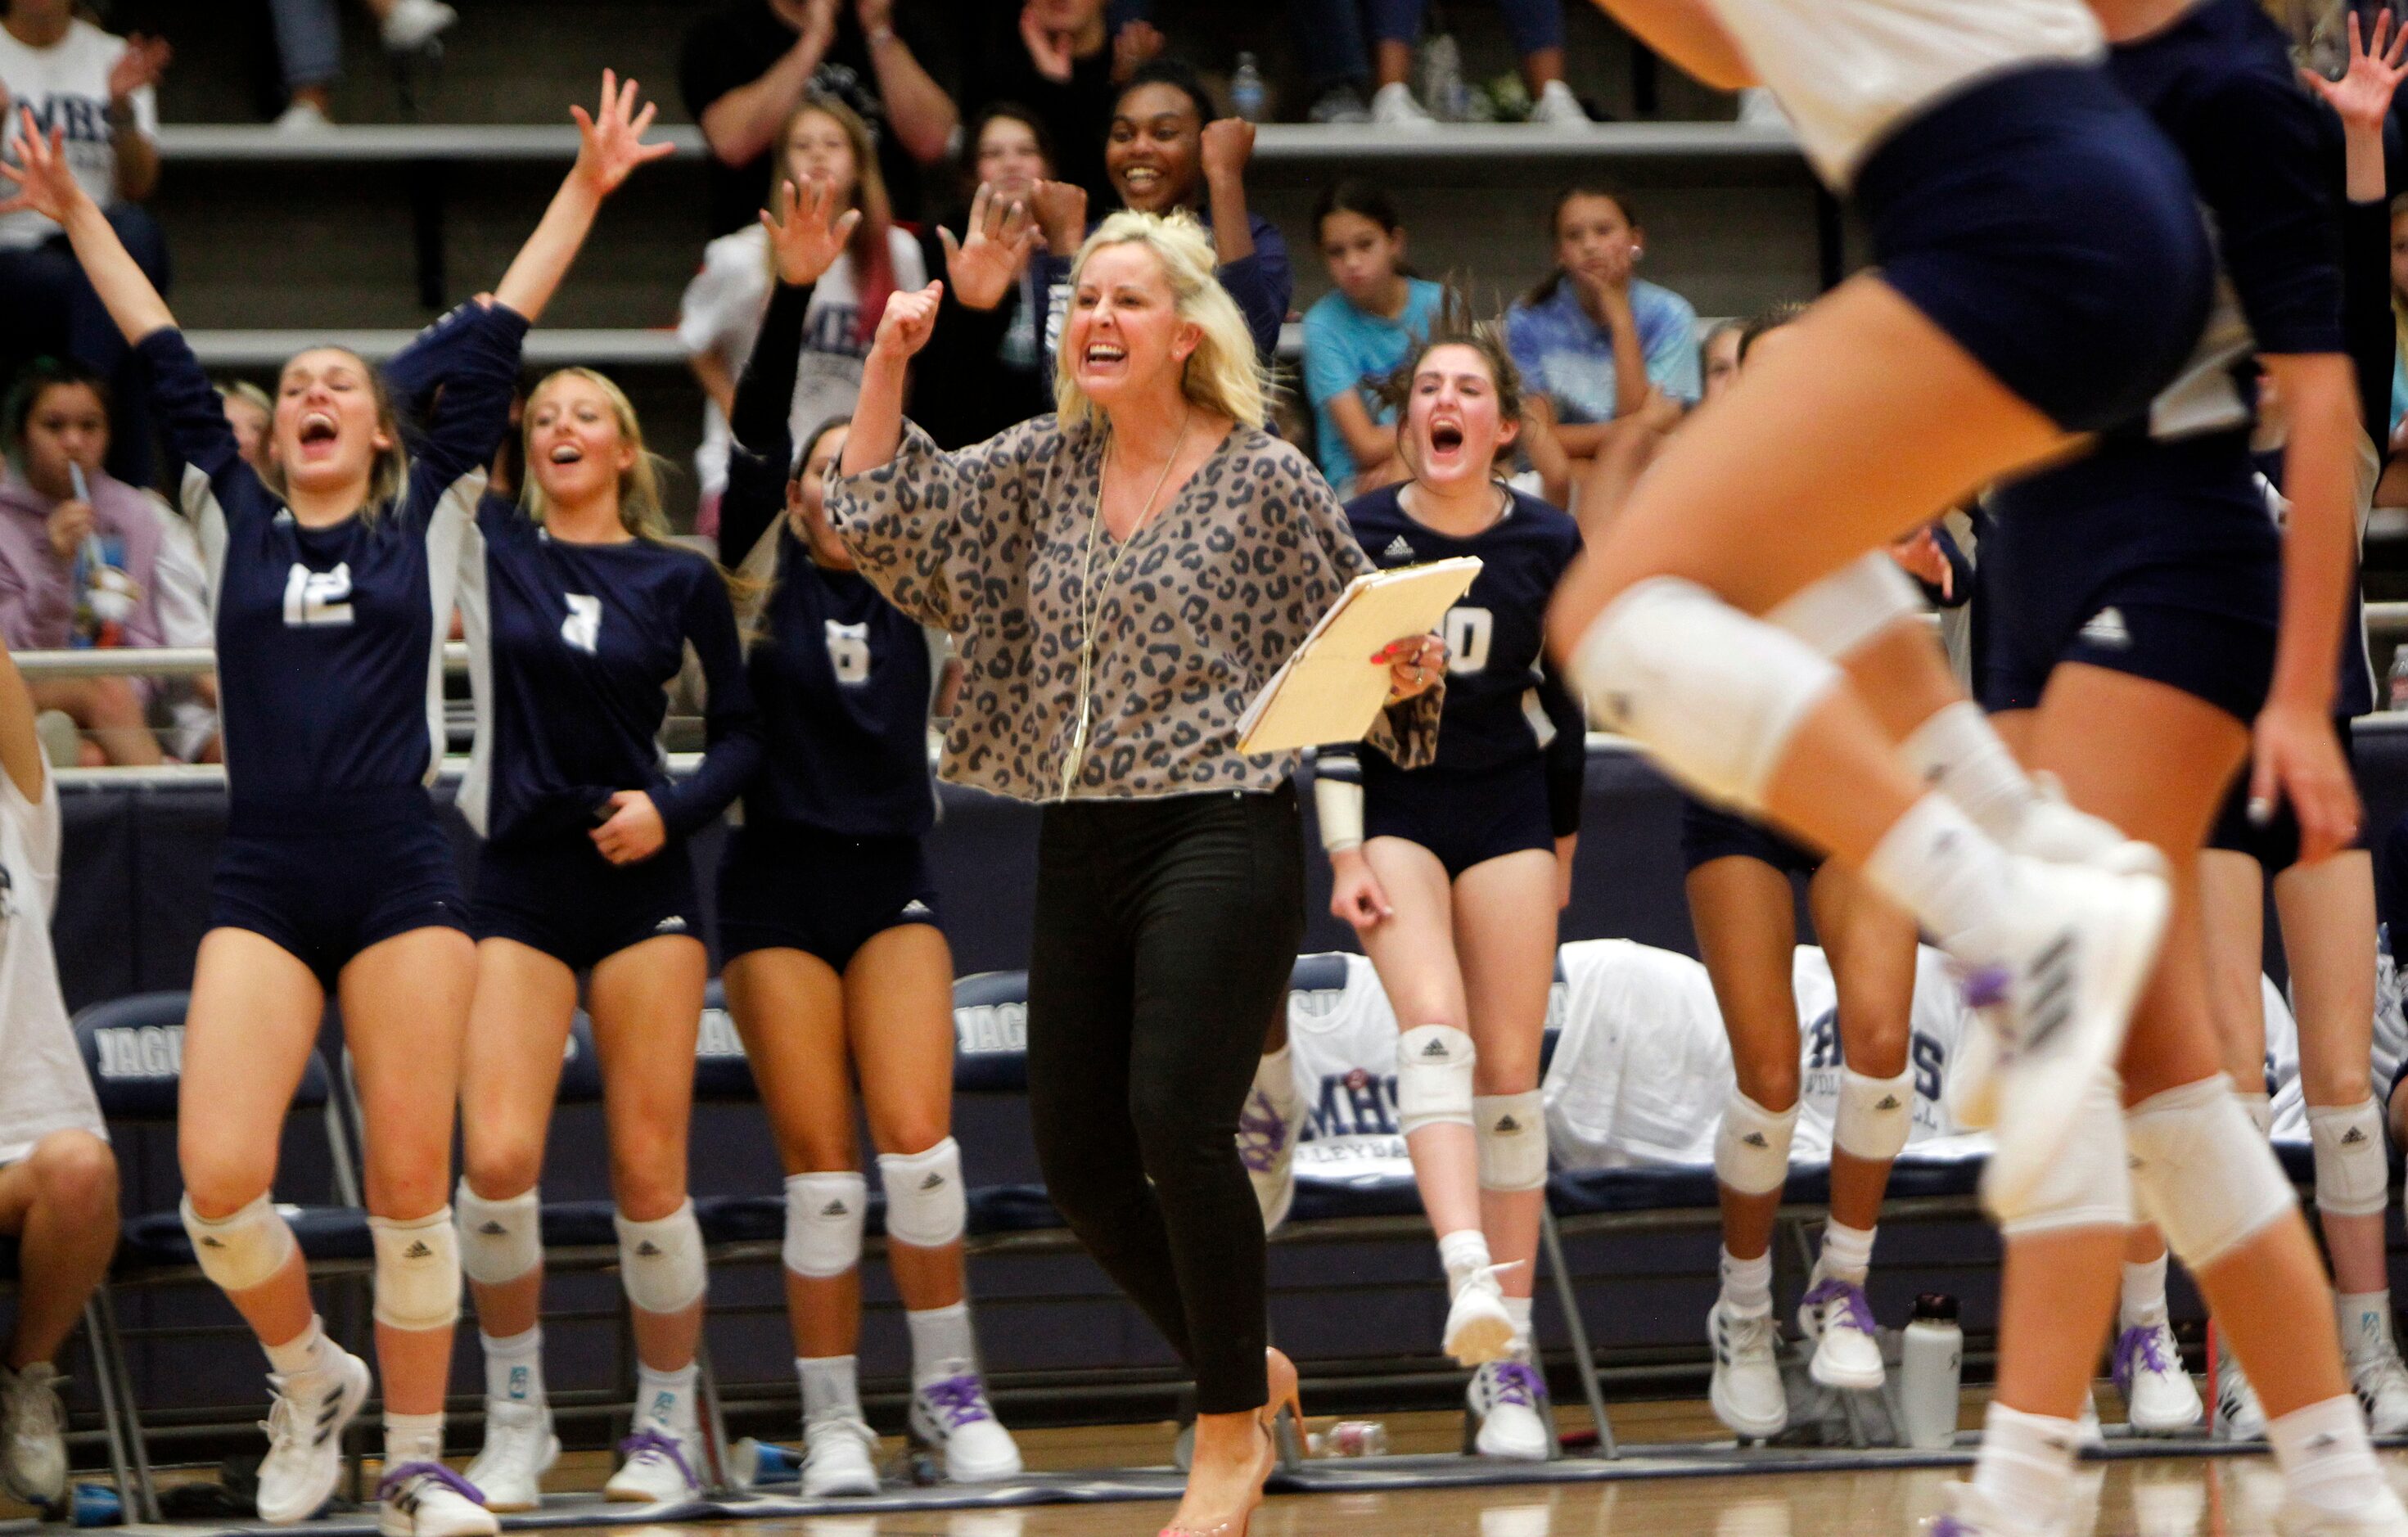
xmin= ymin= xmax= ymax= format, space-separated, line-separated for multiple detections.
xmin=1704 ymin=0 xmax=2101 ymax=187
xmin=0 ymin=20 xmax=158 ymax=250
xmin=0 ymin=766 xmax=104 ymax=1165
xmin=676 ymin=223 xmax=927 ymax=497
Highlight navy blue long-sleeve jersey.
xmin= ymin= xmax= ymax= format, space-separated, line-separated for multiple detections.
xmin=455 ymin=504 xmax=763 ymax=845
xmin=142 ymin=304 xmax=522 ymax=817
xmin=719 ymin=277 xmax=936 ymax=839
xmin=1321 ymin=483 xmax=1588 ymax=836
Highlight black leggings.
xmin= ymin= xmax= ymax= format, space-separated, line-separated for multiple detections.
xmin=1026 ymin=784 xmax=1305 ymax=1414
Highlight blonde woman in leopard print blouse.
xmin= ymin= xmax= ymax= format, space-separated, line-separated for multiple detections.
xmin=832 ymin=209 xmax=1441 ymax=1537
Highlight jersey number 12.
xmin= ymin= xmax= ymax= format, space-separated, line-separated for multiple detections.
xmin=282 ymin=562 xmax=354 ymax=628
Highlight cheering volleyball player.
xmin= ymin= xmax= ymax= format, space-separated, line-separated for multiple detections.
xmin=1314 ymin=320 xmax=1585 ymax=1461
xmin=709 ymin=182 xmax=1026 ymax=1499
xmin=378 ymin=76 xmax=758 ymax=1510
xmin=0 ymin=98 xmax=646 ymax=1536
xmin=1555 ymin=1 xmax=2399 ymax=1533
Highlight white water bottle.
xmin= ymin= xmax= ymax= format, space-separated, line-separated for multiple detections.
xmin=1230 ymin=52 xmax=1267 ymax=123
xmin=1898 ymin=1293 xmax=1963 ymax=1449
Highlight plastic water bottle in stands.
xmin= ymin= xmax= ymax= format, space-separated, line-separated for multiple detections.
xmin=1308 ymin=1421 xmax=1387 ymax=1457
xmin=2390 ymin=644 xmax=2408 ymax=710
xmin=1897 ymin=1293 xmax=1963 ymax=1449
xmin=1422 ymin=33 xmax=1468 ymax=121
xmin=1231 ymin=53 xmax=1267 ymax=123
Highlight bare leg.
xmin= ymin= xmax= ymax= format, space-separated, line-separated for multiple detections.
xmin=846 ymin=924 xmax=967 ymax=1313
xmin=1809 ymin=863 xmax=1914 ymax=1235
xmin=0 ymin=1132 xmax=117 ymax=1367
xmin=1452 ymin=849 xmax=1558 ymax=1303
xmin=457 ymin=940 xmax=577 ymax=1341
xmin=29 ymin=678 xmax=162 ymax=767
xmin=1356 ymin=837 xmax=1481 ymax=1240
xmin=1686 ymin=856 xmax=1798 ymax=1264
xmin=590 ymin=935 xmax=709 ymax=1373
xmin=2276 ymin=854 xmax=2386 ymax=1294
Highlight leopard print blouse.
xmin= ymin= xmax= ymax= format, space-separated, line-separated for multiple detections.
xmin=828 ymin=415 xmax=1441 ymax=804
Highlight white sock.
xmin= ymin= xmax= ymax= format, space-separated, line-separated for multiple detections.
xmin=264 ymin=1315 xmax=334 ymax=1377
xmin=383 ymin=1412 xmax=444 ymax=1472
xmin=2120 ymin=1256 xmax=2169 ymax=1330
xmin=2240 ymin=1092 xmax=2274 ymax=1138
xmin=1438 ymin=1228 xmax=1494 ymax=1296
xmin=2268 ymin=1395 xmax=2388 ymax=1516
xmin=481 ymin=1326 xmax=544 ymax=1406
xmin=1863 ymin=793 xmax=2017 ymax=967
xmin=906 ymin=1302 xmax=977 ymax=1387
xmin=2338 ymin=1291 xmax=2396 ymax=1366
xmin=1970 ymin=1402 xmax=2080 ymax=1522
xmin=1503 ymin=1295 xmax=1535 ymax=1354
xmin=1254 ymin=1044 xmax=1301 ymax=1120
xmin=1817 ymin=1222 xmax=1875 ymax=1285
xmin=1903 ymin=701 xmax=2040 ymax=844
xmin=797 ymin=1355 xmax=860 ymax=1423
xmin=634 ymin=1361 xmax=699 ymax=1435
xmin=1720 ymin=1248 xmax=1773 ymax=1317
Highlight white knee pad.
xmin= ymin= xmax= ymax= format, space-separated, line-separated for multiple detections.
xmin=783 ymin=1172 xmax=867 ymax=1279
xmin=369 ymin=1208 xmax=462 ymax=1331
xmin=615 ymin=1200 xmax=707 ymax=1314
xmin=1712 ymin=1089 xmax=1799 ymax=1197
xmin=1396 ymin=1025 xmax=1477 ymax=1136
xmin=1473 ymin=1091 xmax=1549 ymax=1192
xmin=181 ymin=1192 xmax=297 ymax=1294
xmin=1567 ymin=577 xmax=1842 ymax=809
xmin=1766 ymin=552 xmax=1927 ymax=662
xmin=878 ymin=1138 xmax=968 ymax=1249
xmin=1995 ymin=1075 xmax=2132 ymax=1237
xmin=2308 ymin=1099 xmax=2390 ymax=1218
xmin=454 ymin=1181 xmax=543 ymax=1287
xmin=2124 ymin=1078 xmax=2298 ymax=1268
xmin=1834 ymin=1066 xmax=1916 ymax=1164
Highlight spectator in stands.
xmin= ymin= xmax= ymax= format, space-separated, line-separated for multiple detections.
xmin=681 ymin=95 xmax=926 ymax=534
xmin=958 ymin=0 xmax=1160 ymax=205
xmin=0 ymin=0 xmax=168 ymax=489
xmin=1296 ymin=0 xmax=1590 ymax=128
xmin=215 ymin=380 xmax=273 ymax=478
xmin=1301 ymin=180 xmax=1441 ymax=494
xmin=266 ymin=0 xmax=458 ymax=131
xmin=0 ymin=357 xmax=165 ymax=766
xmin=1026 ymin=61 xmax=1289 ymax=364
xmin=911 ymin=106 xmax=1054 ymax=449
xmin=681 ymin=0 xmax=957 ymax=233
xmin=0 ymin=626 xmax=119 ymax=1512
xmin=1506 ymin=187 xmax=1698 ymax=470
xmin=832 ymin=211 xmax=1441 ymax=1537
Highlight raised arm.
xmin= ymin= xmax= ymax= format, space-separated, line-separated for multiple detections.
xmin=0 ymin=112 xmax=173 ymax=342
xmin=694 ymin=0 xmax=836 ymax=169
xmin=855 ymin=0 xmax=959 ymax=165
xmin=494 ymin=72 xmax=676 ymax=324
xmin=1588 ymin=0 xmax=1756 ymax=91
xmin=841 ymin=280 xmax=943 ymax=476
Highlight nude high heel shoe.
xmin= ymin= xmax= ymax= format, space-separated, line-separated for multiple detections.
xmin=1157 ymin=1349 xmax=1300 ymax=1537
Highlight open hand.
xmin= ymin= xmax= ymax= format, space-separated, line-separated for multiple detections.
xmin=569 ymin=70 xmax=674 ymax=197
xmin=939 ymin=181 xmax=1037 ymax=309
xmin=2301 ymin=7 xmax=2408 ymax=131
xmin=870 ymin=281 xmax=945 ymax=361
xmin=1328 ymin=848 xmax=1393 ymax=929
xmin=1019 ymin=2 xmax=1076 ymax=82
xmin=761 ymin=175 xmax=863 ymax=286
xmin=0 ymin=111 xmax=83 ymax=224
xmin=107 ymin=34 xmax=172 ymax=107
xmin=591 ymin=789 xmax=667 ymax=864
xmin=1112 ymin=19 xmax=1164 ymax=82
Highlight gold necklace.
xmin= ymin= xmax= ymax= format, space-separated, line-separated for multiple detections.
xmin=1060 ymin=409 xmax=1194 ymax=796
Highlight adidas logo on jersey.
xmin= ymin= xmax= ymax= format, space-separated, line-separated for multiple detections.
xmin=1382 ymin=536 xmax=1414 ymax=561
xmin=2079 ymin=606 xmax=2132 ymax=649
xmin=902 ymin=899 xmax=933 ymax=917
xmin=656 ymin=915 xmax=688 ymax=933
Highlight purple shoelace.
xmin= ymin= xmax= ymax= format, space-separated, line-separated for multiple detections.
xmin=616 ymin=1427 xmax=699 ymax=1491
xmin=1488 ymin=1360 xmax=1545 ymax=1409
xmin=377 ymin=1462 xmax=485 ymax=1508
xmin=2112 ymin=1325 xmax=2171 ymax=1395
xmin=920 ymin=1375 xmax=994 ymax=1430
xmin=1801 ymin=1277 xmax=1878 ymax=1337
xmin=1928 ymin=1517 xmax=1970 ymax=1537
xmin=1236 ymin=1092 xmax=1291 ymax=1173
